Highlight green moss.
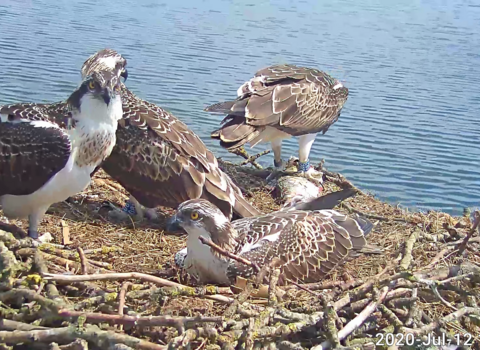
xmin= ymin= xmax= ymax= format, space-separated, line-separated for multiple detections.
xmin=38 ymin=243 xmax=51 ymax=250
xmin=183 ymin=286 xmax=196 ymax=296
xmin=206 ymin=285 xmax=218 ymax=295
xmin=130 ymin=284 xmax=143 ymax=291
xmin=77 ymin=315 xmax=87 ymax=330
xmin=31 ymin=319 xmax=42 ymax=326
xmin=0 ymin=231 xmax=16 ymax=246
xmin=26 ymin=274 xmax=43 ymax=284
xmin=101 ymin=246 xmax=118 ymax=254
xmin=104 ymin=292 xmax=118 ymax=302
xmin=0 ymin=307 xmax=17 ymax=318
xmin=0 ymin=242 xmax=22 ymax=284
xmin=287 ymin=322 xmax=299 ymax=332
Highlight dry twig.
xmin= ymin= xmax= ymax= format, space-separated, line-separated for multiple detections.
xmin=77 ymin=247 xmax=88 ymax=275
xmin=0 ymin=325 xmax=166 ymax=350
xmin=57 ymin=309 xmax=223 ymax=332
xmin=43 ymin=272 xmax=235 ymax=303
xmin=118 ymin=282 xmax=131 ymax=332
xmin=458 ymin=210 xmax=480 ymax=254
xmin=312 ymin=287 xmax=389 ymax=350
xmin=198 ymin=236 xmax=261 ymax=273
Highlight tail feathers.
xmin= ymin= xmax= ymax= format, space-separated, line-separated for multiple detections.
xmin=351 ymin=215 xmax=381 ymax=254
xmin=211 ymin=117 xmax=260 ymax=152
xmin=233 ymin=192 xmax=263 ymax=218
xmin=292 ymin=188 xmax=357 ymax=211
xmin=358 ymin=243 xmax=383 ymax=255
xmin=204 ymin=100 xmax=237 ymax=113
xmin=352 ymin=213 xmax=375 ymax=237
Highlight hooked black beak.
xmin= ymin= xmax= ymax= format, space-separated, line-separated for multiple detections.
xmin=166 ymin=214 xmax=183 ymax=233
xmin=101 ymin=90 xmax=111 ymax=105
xmin=101 ymin=82 xmax=119 ymax=105
xmin=121 ymin=68 xmax=128 ymax=81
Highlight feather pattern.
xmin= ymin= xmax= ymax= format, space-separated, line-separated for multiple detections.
xmin=79 ymin=49 xmax=261 ymax=218
xmin=81 ymin=48 xmax=127 ymax=80
xmin=6 ymin=49 xmax=261 ymax=219
xmin=209 ymin=64 xmax=348 ymax=150
xmin=0 ymin=105 xmax=72 ymax=196
xmin=100 ymin=83 xmax=261 ymax=218
xmin=169 ymin=194 xmax=372 ymax=286
xmin=0 ymin=71 xmax=123 ymax=238
xmin=228 ymin=209 xmax=368 ymax=285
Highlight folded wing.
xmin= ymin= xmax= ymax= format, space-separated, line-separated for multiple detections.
xmin=227 ymin=210 xmax=371 ymax=285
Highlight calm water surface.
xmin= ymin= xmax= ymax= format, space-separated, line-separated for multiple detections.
xmin=0 ymin=0 xmax=479 ymax=215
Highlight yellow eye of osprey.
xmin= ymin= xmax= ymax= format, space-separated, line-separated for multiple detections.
xmin=190 ymin=211 xmax=199 ymax=220
xmin=88 ymin=81 xmax=95 ymax=90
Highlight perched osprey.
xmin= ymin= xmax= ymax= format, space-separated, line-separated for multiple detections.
xmin=168 ymin=189 xmax=373 ymax=286
xmin=0 ymin=71 xmax=123 ymax=240
xmin=208 ymin=64 xmax=348 ymax=182
xmin=79 ymin=49 xmax=261 ymax=221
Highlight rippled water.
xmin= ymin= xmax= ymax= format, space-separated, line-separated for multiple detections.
xmin=0 ymin=0 xmax=479 ymax=215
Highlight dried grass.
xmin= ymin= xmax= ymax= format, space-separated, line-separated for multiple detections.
xmin=0 ymin=164 xmax=479 ymax=349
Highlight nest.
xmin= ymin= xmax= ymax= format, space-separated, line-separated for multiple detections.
xmin=0 ymin=159 xmax=479 ymax=350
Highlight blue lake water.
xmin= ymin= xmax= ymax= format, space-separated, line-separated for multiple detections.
xmin=0 ymin=0 xmax=479 ymax=215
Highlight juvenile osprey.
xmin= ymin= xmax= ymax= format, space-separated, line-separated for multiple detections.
xmin=80 ymin=49 xmax=261 ymax=221
xmin=168 ymin=189 xmax=373 ymax=286
xmin=208 ymin=64 xmax=348 ymax=182
xmin=0 ymin=71 xmax=123 ymax=240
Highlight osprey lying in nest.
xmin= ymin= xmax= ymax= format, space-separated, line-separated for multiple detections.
xmin=169 ymin=189 xmax=380 ymax=286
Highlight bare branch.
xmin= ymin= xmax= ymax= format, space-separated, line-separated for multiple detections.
xmin=0 ymin=325 xmax=166 ymax=350
xmin=76 ymin=247 xmax=88 ymax=275
xmin=43 ymin=272 xmax=235 ymax=303
xmin=57 ymin=309 xmax=223 ymax=332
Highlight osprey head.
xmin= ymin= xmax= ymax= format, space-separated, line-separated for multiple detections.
xmin=166 ymin=199 xmax=238 ymax=252
xmin=66 ymin=70 xmax=122 ymax=121
xmin=81 ymin=48 xmax=128 ymax=82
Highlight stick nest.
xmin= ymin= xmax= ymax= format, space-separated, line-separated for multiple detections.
xmin=0 ymin=160 xmax=479 ymax=350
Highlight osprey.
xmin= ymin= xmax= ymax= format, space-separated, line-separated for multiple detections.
xmin=208 ymin=64 xmax=348 ymax=182
xmin=79 ymin=49 xmax=261 ymax=221
xmin=0 ymin=71 xmax=123 ymax=240
xmin=168 ymin=189 xmax=374 ymax=286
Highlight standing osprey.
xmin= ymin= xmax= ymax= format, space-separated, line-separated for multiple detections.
xmin=79 ymin=49 xmax=261 ymax=221
xmin=208 ymin=64 xmax=348 ymax=182
xmin=168 ymin=189 xmax=373 ymax=286
xmin=0 ymin=71 xmax=123 ymax=240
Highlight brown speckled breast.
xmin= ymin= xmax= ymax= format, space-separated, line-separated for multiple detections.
xmin=75 ymin=131 xmax=116 ymax=168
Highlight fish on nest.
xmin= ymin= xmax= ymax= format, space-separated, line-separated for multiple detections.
xmin=169 ymin=189 xmax=378 ymax=286
xmin=76 ymin=49 xmax=261 ymax=221
xmin=207 ymin=64 xmax=348 ymax=185
xmin=0 ymin=69 xmax=123 ymax=241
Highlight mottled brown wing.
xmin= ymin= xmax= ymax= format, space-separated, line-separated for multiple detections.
xmin=120 ymin=87 xmax=217 ymax=171
xmin=102 ymin=119 xmax=207 ymax=209
xmin=1 ymin=103 xmax=52 ymax=123
xmin=0 ymin=102 xmax=73 ymax=129
xmin=227 ymin=210 xmax=367 ymax=285
xmin=209 ymin=64 xmax=348 ymax=149
xmin=245 ymin=65 xmax=349 ymax=136
xmin=0 ymin=119 xmax=71 ymax=196
xmin=101 ymin=86 xmax=260 ymax=218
